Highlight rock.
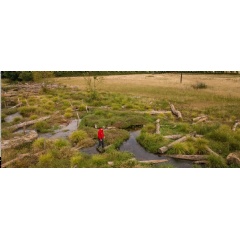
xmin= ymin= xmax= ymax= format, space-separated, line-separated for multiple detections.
xmin=226 ymin=153 xmax=240 ymax=166
xmin=108 ymin=161 xmax=114 ymax=166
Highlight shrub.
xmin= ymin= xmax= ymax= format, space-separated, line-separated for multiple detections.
xmin=1 ymin=113 xmax=6 ymax=122
xmin=176 ymin=123 xmax=191 ymax=133
xmin=1 ymin=129 xmax=12 ymax=140
xmin=70 ymin=154 xmax=83 ymax=168
xmin=30 ymin=115 xmax=38 ymax=120
xmin=65 ymin=107 xmax=73 ymax=113
xmin=91 ymin=154 xmax=108 ymax=167
xmin=19 ymin=106 xmax=37 ymax=117
xmin=19 ymin=71 xmax=33 ymax=81
xmin=4 ymin=108 xmax=18 ymax=115
xmin=69 ymin=130 xmax=88 ymax=144
xmin=207 ymin=155 xmax=227 ymax=168
xmin=192 ymin=82 xmax=207 ymax=89
xmin=137 ymin=132 xmax=166 ymax=153
xmin=38 ymin=153 xmax=54 ymax=168
xmin=193 ymin=138 xmax=209 ymax=154
xmin=13 ymin=117 xmax=22 ymax=123
xmin=37 ymin=147 xmax=73 ymax=168
xmin=34 ymin=121 xmax=51 ymax=133
xmin=32 ymin=138 xmax=46 ymax=151
xmin=79 ymin=104 xmax=86 ymax=111
xmin=64 ymin=112 xmax=73 ymax=118
xmin=53 ymin=138 xmax=71 ymax=149
xmin=104 ymin=129 xmax=129 ymax=148
xmin=193 ymin=123 xmax=220 ymax=135
xmin=169 ymin=143 xmax=189 ymax=155
xmin=141 ymin=123 xmax=156 ymax=134
xmin=70 ymin=153 xmax=92 ymax=168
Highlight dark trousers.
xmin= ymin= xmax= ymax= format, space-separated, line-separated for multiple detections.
xmin=98 ymin=139 xmax=104 ymax=149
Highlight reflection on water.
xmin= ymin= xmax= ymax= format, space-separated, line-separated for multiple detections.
xmin=81 ymin=129 xmax=195 ymax=168
xmin=39 ymin=119 xmax=79 ymax=139
xmin=4 ymin=112 xmax=22 ymax=123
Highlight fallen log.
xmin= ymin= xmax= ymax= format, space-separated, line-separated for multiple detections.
xmin=232 ymin=121 xmax=240 ymax=131
xmin=2 ymin=151 xmax=44 ymax=168
xmin=192 ymin=116 xmax=208 ymax=124
xmin=136 ymin=110 xmax=172 ymax=115
xmin=163 ymin=134 xmax=183 ymax=140
xmin=205 ymin=146 xmax=220 ymax=157
xmin=159 ymin=135 xmax=189 ymax=154
xmin=226 ymin=152 xmax=240 ymax=166
xmin=167 ymin=155 xmax=208 ymax=161
xmin=194 ymin=160 xmax=208 ymax=164
xmin=170 ymin=103 xmax=182 ymax=119
xmin=1 ymin=130 xmax=38 ymax=150
xmin=192 ymin=115 xmax=207 ymax=122
xmin=7 ymin=116 xmax=50 ymax=131
xmin=139 ymin=159 xmax=169 ymax=164
xmin=10 ymin=102 xmax=22 ymax=109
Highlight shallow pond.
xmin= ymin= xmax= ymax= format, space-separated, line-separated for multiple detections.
xmin=39 ymin=119 xmax=79 ymax=139
xmin=4 ymin=112 xmax=22 ymax=123
xmin=81 ymin=130 xmax=194 ymax=168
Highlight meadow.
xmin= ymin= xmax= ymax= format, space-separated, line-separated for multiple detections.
xmin=1 ymin=73 xmax=240 ymax=168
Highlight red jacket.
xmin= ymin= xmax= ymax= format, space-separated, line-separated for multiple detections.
xmin=98 ymin=128 xmax=104 ymax=140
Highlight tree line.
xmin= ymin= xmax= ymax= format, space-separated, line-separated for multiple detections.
xmin=1 ymin=71 xmax=240 ymax=81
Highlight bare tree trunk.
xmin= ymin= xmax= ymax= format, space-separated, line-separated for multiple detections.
xmin=1 ymin=130 xmax=38 ymax=150
xmin=167 ymin=155 xmax=209 ymax=161
xmin=2 ymin=151 xmax=44 ymax=168
xmin=163 ymin=135 xmax=183 ymax=140
xmin=232 ymin=121 xmax=240 ymax=131
xmin=159 ymin=135 xmax=189 ymax=154
xmin=180 ymin=73 xmax=183 ymax=83
xmin=170 ymin=103 xmax=182 ymax=119
xmin=7 ymin=116 xmax=50 ymax=131
xmin=139 ymin=159 xmax=169 ymax=164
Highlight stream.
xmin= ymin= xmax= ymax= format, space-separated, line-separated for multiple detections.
xmin=81 ymin=130 xmax=194 ymax=168
xmin=4 ymin=112 xmax=22 ymax=123
xmin=38 ymin=119 xmax=79 ymax=139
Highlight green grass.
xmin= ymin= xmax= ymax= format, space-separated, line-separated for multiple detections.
xmin=2 ymin=73 xmax=240 ymax=168
xmin=137 ymin=132 xmax=169 ymax=154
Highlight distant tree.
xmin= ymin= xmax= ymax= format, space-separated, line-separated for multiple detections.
xmin=84 ymin=73 xmax=104 ymax=99
xmin=32 ymin=71 xmax=55 ymax=82
xmin=2 ymin=71 xmax=21 ymax=80
xmin=19 ymin=71 xmax=33 ymax=81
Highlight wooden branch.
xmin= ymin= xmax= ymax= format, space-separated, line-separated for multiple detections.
xmin=167 ymin=155 xmax=208 ymax=161
xmin=194 ymin=160 xmax=208 ymax=164
xmin=10 ymin=102 xmax=22 ymax=109
xmin=25 ymin=99 xmax=30 ymax=106
xmin=169 ymin=103 xmax=182 ymax=119
xmin=2 ymin=151 xmax=44 ymax=168
xmin=232 ymin=121 xmax=240 ymax=131
xmin=205 ymin=146 xmax=220 ymax=157
xmin=159 ymin=135 xmax=189 ymax=154
xmin=192 ymin=115 xmax=207 ymax=122
xmin=192 ymin=116 xmax=208 ymax=124
xmin=163 ymin=134 xmax=183 ymax=140
xmin=1 ymin=130 xmax=38 ymax=150
xmin=7 ymin=116 xmax=50 ymax=131
xmin=136 ymin=110 xmax=172 ymax=115
xmin=139 ymin=159 xmax=169 ymax=164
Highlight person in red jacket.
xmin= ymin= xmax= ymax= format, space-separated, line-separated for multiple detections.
xmin=97 ymin=127 xmax=105 ymax=151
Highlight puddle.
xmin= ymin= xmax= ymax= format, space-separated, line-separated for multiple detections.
xmin=39 ymin=119 xmax=79 ymax=139
xmin=4 ymin=112 xmax=22 ymax=123
xmin=120 ymin=130 xmax=194 ymax=168
xmin=81 ymin=130 xmax=195 ymax=168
